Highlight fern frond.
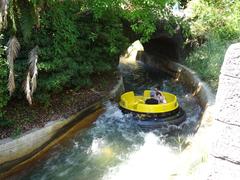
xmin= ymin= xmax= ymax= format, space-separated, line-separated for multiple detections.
xmin=8 ymin=70 xmax=15 ymax=95
xmin=0 ymin=0 xmax=8 ymax=30
xmin=28 ymin=45 xmax=38 ymax=94
xmin=7 ymin=36 xmax=20 ymax=61
xmin=6 ymin=36 xmax=20 ymax=95
xmin=24 ymin=46 xmax=39 ymax=105
xmin=24 ymin=72 xmax=32 ymax=105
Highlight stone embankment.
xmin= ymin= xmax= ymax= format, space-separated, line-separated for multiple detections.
xmin=208 ymin=43 xmax=240 ymax=180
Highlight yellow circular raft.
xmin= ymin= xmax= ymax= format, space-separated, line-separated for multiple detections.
xmin=119 ymin=90 xmax=186 ymax=129
xmin=119 ymin=90 xmax=178 ymax=113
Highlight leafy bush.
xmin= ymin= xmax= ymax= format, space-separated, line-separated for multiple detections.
xmin=0 ymin=35 xmax=9 ymax=118
xmin=185 ymin=0 xmax=240 ymax=90
xmin=185 ymin=37 xmax=233 ymax=90
xmin=31 ymin=1 xmax=129 ymax=99
xmin=87 ymin=0 xmax=175 ymax=42
xmin=9 ymin=0 xmax=182 ymax=103
xmin=187 ymin=0 xmax=240 ymax=41
xmin=0 ymin=0 xmax=187 ymax=108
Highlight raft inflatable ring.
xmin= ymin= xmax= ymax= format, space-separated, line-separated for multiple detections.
xmin=119 ymin=90 xmax=186 ymax=129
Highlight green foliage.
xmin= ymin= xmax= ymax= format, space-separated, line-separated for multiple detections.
xmin=188 ymin=0 xmax=240 ymax=41
xmin=123 ymin=0 xmax=178 ymax=42
xmin=11 ymin=126 xmax=22 ymax=138
xmin=162 ymin=8 xmax=191 ymax=39
xmin=87 ymin=0 xmax=177 ymax=42
xmin=0 ymin=118 xmax=14 ymax=128
xmin=31 ymin=0 xmax=130 ymax=100
xmin=0 ymin=35 xmax=9 ymax=119
xmin=18 ymin=0 xmax=37 ymax=42
xmin=185 ymin=36 xmax=232 ymax=90
xmin=1 ymin=0 xmax=186 ymax=106
xmin=185 ymin=0 xmax=240 ymax=90
xmin=30 ymin=0 xmax=181 ymax=101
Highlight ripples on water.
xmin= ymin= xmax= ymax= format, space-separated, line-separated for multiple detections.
xmin=15 ymin=62 xmax=202 ymax=180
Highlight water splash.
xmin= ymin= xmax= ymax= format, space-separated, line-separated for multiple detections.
xmin=103 ymin=133 xmax=179 ymax=180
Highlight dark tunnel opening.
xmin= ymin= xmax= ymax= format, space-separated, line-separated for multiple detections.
xmin=143 ymin=37 xmax=180 ymax=62
xmin=137 ymin=35 xmax=184 ymax=80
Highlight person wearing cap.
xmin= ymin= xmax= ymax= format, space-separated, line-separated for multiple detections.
xmin=154 ymin=88 xmax=167 ymax=104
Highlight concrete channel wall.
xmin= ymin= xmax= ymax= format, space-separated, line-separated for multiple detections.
xmin=0 ymin=76 xmax=125 ymax=177
xmin=160 ymin=61 xmax=215 ymax=178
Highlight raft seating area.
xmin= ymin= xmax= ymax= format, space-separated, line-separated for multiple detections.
xmin=120 ymin=90 xmax=178 ymax=113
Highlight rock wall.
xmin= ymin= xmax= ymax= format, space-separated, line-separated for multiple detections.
xmin=215 ymin=43 xmax=240 ymax=125
xmin=209 ymin=43 xmax=240 ymax=179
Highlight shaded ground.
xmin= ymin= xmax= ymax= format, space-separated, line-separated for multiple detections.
xmin=0 ymin=72 xmax=119 ymax=139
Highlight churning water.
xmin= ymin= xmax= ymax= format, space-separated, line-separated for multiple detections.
xmin=14 ymin=73 xmax=202 ymax=179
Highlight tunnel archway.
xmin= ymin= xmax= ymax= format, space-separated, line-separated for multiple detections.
xmin=137 ymin=31 xmax=186 ymax=79
xmin=143 ymin=34 xmax=184 ymax=63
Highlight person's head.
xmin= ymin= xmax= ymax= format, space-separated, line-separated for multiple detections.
xmin=150 ymin=91 xmax=155 ymax=97
xmin=156 ymin=91 xmax=161 ymax=96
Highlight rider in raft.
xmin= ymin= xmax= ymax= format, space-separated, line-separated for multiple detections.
xmin=145 ymin=88 xmax=167 ymax=104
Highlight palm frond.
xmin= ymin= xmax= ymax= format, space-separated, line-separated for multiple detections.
xmin=0 ymin=0 xmax=8 ymax=30
xmin=31 ymin=72 xmax=37 ymax=95
xmin=6 ymin=36 xmax=20 ymax=95
xmin=8 ymin=70 xmax=15 ymax=95
xmin=28 ymin=45 xmax=38 ymax=94
xmin=24 ymin=46 xmax=39 ymax=105
xmin=7 ymin=36 xmax=20 ymax=62
xmin=24 ymin=72 xmax=32 ymax=105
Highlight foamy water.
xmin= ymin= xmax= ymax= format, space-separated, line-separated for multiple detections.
xmin=102 ymin=133 xmax=178 ymax=180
